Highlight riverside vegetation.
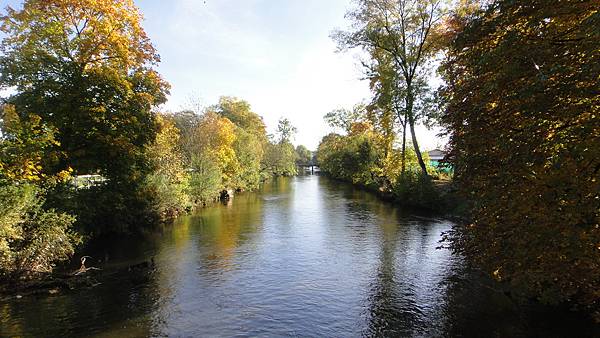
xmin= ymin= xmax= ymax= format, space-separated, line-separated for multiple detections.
xmin=0 ymin=1 xmax=303 ymax=282
xmin=1 ymin=0 xmax=599 ymax=324
xmin=318 ymin=0 xmax=599 ymax=320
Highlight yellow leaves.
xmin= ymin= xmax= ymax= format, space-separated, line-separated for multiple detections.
xmin=0 ymin=105 xmax=61 ymax=182
xmin=1 ymin=158 xmax=44 ymax=182
xmin=190 ymin=112 xmax=240 ymax=185
xmin=3 ymin=0 xmax=157 ymax=71
xmin=492 ymin=267 xmax=502 ymax=281
xmin=348 ymin=121 xmax=373 ymax=135
xmin=54 ymin=167 xmax=73 ymax=183
xmin=487 ymin=102 xmax=498 ymax=110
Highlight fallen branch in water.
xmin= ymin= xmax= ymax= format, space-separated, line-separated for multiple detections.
xmin=73 ymin=256 xmax=102 ymax=275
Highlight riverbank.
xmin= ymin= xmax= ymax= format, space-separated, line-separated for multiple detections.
xmin=2 ymin=175 xmax=598 ymax=337
xmin=317 ymin=172 xmax=470 ymax=221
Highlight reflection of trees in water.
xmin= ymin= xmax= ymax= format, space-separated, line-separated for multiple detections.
xmin=0 ymin=269 xmax=162 ymax=337
xmin=261 ymin=176 xmax=292 ymax=195
xmin=363 ymin=215 xmax=428 ymax=336
xmin=438 ymin=262 xmax=600 ymax=338
xmin=358 ymin=187 xmax=458 ymax=336
xmin=193 ymin=192 xmax=264 ymax=273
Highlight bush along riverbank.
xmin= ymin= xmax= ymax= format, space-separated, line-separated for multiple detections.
xmin=315 ymin=116 xmax=467 ymax=218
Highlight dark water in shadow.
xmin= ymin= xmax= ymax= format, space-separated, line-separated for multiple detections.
xmin=1 ymin=175 xmax=598 ymax=337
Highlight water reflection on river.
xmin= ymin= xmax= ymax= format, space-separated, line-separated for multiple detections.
xmin=1 ymin=175 xmax=598 ymax=337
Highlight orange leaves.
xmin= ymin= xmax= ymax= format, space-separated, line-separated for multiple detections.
xmin=2 ymin=0 xmax=157 ymax=71
xmin=441 ymin=0 xmax=600 ymax=316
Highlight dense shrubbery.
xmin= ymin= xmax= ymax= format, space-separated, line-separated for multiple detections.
xmin=317 ymin=130 xmax=380 ymax=188
xmin=392 ymin=172 xmax=440 ymax=209
xmin=316 ymin=117 xmax=441 ymax=209
xmin=0 ymin=182 xmax=80 ymax=279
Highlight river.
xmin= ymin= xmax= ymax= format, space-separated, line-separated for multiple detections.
xmin=1 ymin=175 xmax=597 ymax=337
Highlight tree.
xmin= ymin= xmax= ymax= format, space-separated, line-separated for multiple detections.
xmin=334 ymin=0 xmax=447 ymax=175
xmin=0 ymin=104 xmax=65 ymax=182
xmin=189 ymin=112 xmax=239 ymax=187
xmin=263 ymin=140 xmax=297 ymax=177
xmin=0 ymin=183 xmax=80 ymax=279
xmin=0 ymin=0 xmax=169 ymax=183
xmin=188 ymin=153 xmax=222 ymax=204
xmin=276 ymin=118 xmax=297 ymax=144
xmin=211 ymin=96 xmax=267 ymax=139
xmin=295 ymin=145 xmax=312 ymax=166
xmin=316 ymin=126 xmax=383 ymax=187
xmin=323 ymin=105 xmax=366 ymax=133
xmin=167 ymin=110 xmax=201 ymax=148
xmin=261 ymin=118 xmax=298 ymax=176
xmin=441 ymin=0 xmax=600 ymax=318
xmin=232 ymin=128 xmax=264 ymax=190
xmin=143 ymin=114 xmax=189 ymax=218
xmin=365 ymin=49 xmax=406 ymax=171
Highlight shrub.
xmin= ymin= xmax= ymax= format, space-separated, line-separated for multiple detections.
xmin=393 ymin=172 xmax=441 ymax=210
xmin=188 ymin=154 xmax=222 ymax=204
xmin=0 ymin=182 xmax=80 ymax=279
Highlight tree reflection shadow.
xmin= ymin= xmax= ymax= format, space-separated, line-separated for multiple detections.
xmin=0 ymin=269 xmax=163 ymax=337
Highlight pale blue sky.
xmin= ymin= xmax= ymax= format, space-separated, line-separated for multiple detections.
xmin=2 ymin=0 xmax=444 ymax=150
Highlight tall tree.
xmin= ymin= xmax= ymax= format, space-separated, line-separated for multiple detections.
xmin=323 ymin=105 xmax=366 ymax=133
xmin=334 ymin=0 xmax=447 ymax=175
xmin=261 ymin=118 xmax=298 ymax=176
xmin=441 ymin=0 xmax=600 ymax=318
xmin=189 ymin=112 xmax=239 ymax=187
xmin=208 ymin=96 xmax=268 ymax=189
xmin=295 ymin=145 xmax=313 ymax=166
xmin=211 ymin=96 xmax=267 ymax=140
xmin=0 ymin=0 xmax=169 ymax=183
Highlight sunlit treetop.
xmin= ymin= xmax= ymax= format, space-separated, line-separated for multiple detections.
xmin=0 ymin=0 xmax=158 ymax=85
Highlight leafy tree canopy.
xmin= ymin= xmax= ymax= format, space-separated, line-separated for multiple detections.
xmin=441 ymin=0 xmax=600 ymax=318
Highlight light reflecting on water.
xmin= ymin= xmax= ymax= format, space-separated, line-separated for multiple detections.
xmin=1 ymin=175 xmax=598 ymax=337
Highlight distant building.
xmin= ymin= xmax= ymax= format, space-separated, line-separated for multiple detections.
xmin=427 ymin=149 xmax=446 ymax=167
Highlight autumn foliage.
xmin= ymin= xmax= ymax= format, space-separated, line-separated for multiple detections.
xmin=441 ymin=0 xmax=600 ymax=318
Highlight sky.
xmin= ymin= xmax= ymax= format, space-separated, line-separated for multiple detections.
xmin=1 ymin=0 xmax=446 ymax=150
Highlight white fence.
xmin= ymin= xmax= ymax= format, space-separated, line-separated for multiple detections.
xmin=71 ymin=174 xmax=107 ymax=189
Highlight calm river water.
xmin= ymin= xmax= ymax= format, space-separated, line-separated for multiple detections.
xmin=1 ymin=175 xmax=598 ymax=337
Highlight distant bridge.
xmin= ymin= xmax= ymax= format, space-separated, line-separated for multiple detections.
xmin=297 ymin=164 xmax=319 ymax=174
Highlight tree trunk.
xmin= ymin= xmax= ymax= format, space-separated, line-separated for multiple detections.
xmin=406 ymin=92 xmax=428 ymax=176
xmin=401 ymin=119 xmax=407 ymax=173
xmin=408 ymin=113 xmax=428 ymax=175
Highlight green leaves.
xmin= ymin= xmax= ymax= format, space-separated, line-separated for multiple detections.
xmin=1 ymin=0 xmax=169 ymax=184
xmin=0 ymin=182 xmax=79 ymax=279
xmin=335 ymin=0 xmax=448 ymax=176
